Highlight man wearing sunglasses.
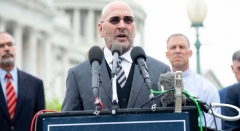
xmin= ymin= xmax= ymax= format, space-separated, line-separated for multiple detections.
xmin=222 ymin=50 xmax=240 ymax=131
xmin=62 ymin=1 xmax=170 ymax=111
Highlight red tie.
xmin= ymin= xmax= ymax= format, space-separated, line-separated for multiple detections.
xmin=6 ymin=73 xmax=17 ymax=121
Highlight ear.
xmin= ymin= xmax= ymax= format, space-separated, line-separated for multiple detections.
xmin=166 ymin=51 xmax=169 ymax=59
xmin=231 ymin=65 xmax=234 ymax=72
xmin=189 ymin=49 xmax=193 ymax=58
xmin=98 ymin=23 xmax=104 ymax=38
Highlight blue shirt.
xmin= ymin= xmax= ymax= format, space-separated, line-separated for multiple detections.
xmin=0 ymin=66 xmax=18 ymax=101
xmin=183 ymin=68 xmax=221 ymax=129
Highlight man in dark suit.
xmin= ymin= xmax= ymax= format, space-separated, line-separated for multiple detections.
xmin=219 ymin=50 xmax=240 ymax=104
xmin=224 ymin=83 xmax=240 ymax=131
xmin=0 ymin=32 xmax=45 ymax=131
xmin=62 ymin=1 xmax=171 ymax=111
xmin=223 ymin=50 xmax=240 ymax=131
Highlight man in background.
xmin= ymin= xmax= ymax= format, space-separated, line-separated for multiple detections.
xmin=223 ymin=50 xmax=240 ymax=131
xmin=219 ymin=50 xmax=240 ymax=103
xmin=0 ymin=32 xmax=45 ymax=131
xmin=165 ymin=33 xmax=221 ymax=129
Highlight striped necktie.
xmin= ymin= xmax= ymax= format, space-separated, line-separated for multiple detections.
xmin=6 ymin=73 xmax=17 ymax=121
xmin=116 ymin=57 xmax=127 ymax=88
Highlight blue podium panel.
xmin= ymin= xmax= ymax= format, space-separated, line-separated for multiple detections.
xmin=37 ymin=107 xmax=198 ymax=131
xmin=43 ymin=113 xmax=189 ymax=131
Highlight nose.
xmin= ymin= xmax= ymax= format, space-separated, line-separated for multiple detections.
xmin=175 ymin=47 xmax=181 ymax=52
xmin=4 ymin=45 xmax=11 ymax=51
xmin=117 ymin=19 xmax=126 ymax=31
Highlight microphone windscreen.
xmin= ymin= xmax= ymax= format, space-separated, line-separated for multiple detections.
xmin=158 ymin=72 xmax=175 ymax=90
xmin=111 ymin=43 xmax=122 ymax=55
xmin=88 ymin=46 xmax=104 ymax=65
xmin=158 ymin=72 xmax=175 ymax=107
xmin=158 ymin=72 xmax=187 ymax=107
xmin=130 ymin=46 xmax=146 ymax=64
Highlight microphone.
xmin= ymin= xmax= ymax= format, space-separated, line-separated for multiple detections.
xmin=130 ymin=46 xmax=151 ymax=90
xmin=158 ymin=72 xmax=187 ymax=107
xmin=131 ymin=46 xmax=156 ymax=111
xmin=88 ymin=46 xmax=104 ymax=111
xmin=159 ymin=72 xmax=240 ymax=121
xmin=110 ymin=43 xmax=122 ymax=114
xmin=111 ymin=43 xmax=122 ymax=76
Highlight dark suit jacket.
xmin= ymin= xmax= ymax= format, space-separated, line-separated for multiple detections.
xmin=0 ymin=69 xmax=45 ymax=131
xmin=62 ymin=56 xmax=171 ymax=111
xmin=224 ymin=83 xmax=240 ymax=131
xmin=219 ymin=87 xmax=230 ymax=104
xmin=219 ymin=86 xmax=231 ymax=129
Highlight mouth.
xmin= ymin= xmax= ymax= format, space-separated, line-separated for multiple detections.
xmin=174 ymin=56 xmax=182 ymax=60
xmin=116 ymin=34 xmax=127 ymax=40
xmin=2 ymin=54 xmax=13 ymax=58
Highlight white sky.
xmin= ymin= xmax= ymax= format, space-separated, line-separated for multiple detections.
xmin=134 ymin=0 xmax=240 ymax=87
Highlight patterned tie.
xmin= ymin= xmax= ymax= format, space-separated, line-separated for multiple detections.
xmin=116 ymin=57 xmax=127 ymax=88
xmin=6 ymin=73 xmax=17 ymax=121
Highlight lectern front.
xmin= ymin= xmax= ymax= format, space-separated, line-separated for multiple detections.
xmin=36 ymin=106 xmax=198 ymax=131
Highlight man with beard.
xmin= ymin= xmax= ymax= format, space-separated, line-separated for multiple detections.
xmin=62 ymin=1 xmax=170 ymax=111
xmin=0 ymin=32 xmax=45 ymax=131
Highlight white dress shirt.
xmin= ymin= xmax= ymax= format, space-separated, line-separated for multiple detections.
xmin=183 ymin=68 xmax=222 ymax=129
xmin=104 ymin=46 xmax=133 ymax=78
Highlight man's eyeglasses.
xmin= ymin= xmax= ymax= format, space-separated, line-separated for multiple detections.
xmin=101 ymin=16 xmax=135 ymax=25
xmin=0 ymin=42 xmax=15 ymax=49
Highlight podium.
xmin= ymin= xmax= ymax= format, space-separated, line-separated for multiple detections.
xmin=36 ymin=106 xmax=198 ymax=131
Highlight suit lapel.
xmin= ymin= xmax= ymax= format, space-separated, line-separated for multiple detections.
xmin=128 ymin=59 xmax=151 ymax=108
xmin=14 ymin=70 xmax=27 ymax=121
xmin=0 ymin=84 xmax=11 ymax=121
xmin=100 ymin=59 xmax=112 ymax=108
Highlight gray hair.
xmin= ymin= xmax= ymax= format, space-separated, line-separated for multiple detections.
xmin=166 ymin=33 xmax=190 ymax=49
xmin=0 ymin=32 xmax=15 ymax=44
xmin=232 ymin=50 xmax=240 ymax=62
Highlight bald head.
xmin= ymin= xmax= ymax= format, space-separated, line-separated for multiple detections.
xmin=98 ymin=1 xmax=136 ymax=54
xmin=101 ymin=1 xmax=134 ymax=21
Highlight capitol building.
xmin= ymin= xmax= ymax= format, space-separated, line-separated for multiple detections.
xmin=0 ymin=0 xmax=146 ymax=101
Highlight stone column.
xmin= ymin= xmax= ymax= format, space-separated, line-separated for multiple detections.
xmin=139 ymin=21 xmax=145 ymax=48
xmin=13 ymin=24 xmax=23 ymax=69
xmin=0 ymin=18 xmax=6 ymax=31
xmin=62 ymin=49 xmax=69 ymax=98
xmin=26 ymin=29 xmax=37 ymax=76
xmin=87 ymin=9 xmax=94 ymax=45
xmin=73 ymin=9 xmax=80 ymax=45
xmin=43 ymin=34 xmax=52 ymax=88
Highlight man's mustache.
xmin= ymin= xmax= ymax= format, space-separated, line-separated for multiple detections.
xmin=1 ymin=52 xmax=13 ymax=58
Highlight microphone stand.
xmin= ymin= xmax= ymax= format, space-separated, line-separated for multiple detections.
xmin=111 ymin=52 xmax=120 ymax=115
xmin=93 ymin=75 xmax=103 ymax=116
xmin=174 ymin=71 xmax=183 ymax=113
xmin=142 ymin=62 xmax=156 ymax=111
xmin=111 ymin=75 xmax=118 ymax=114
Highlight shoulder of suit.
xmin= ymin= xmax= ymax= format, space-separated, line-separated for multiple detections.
xmin=228 ymin=83 xmax=240 ymax=90
xmin=17 ymin=69 xmax=42 ymax=82
xmin=71 ymin=59 xmax=91 ymax=71
xmin=146 ymin=56 xmax=169 ymax=67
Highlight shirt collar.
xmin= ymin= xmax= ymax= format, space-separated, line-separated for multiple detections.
xmin=182 ymin=68 xmax=191 ymax=78
xmin=104 ymin=46 xmax=133 ymax=64
xmin=0 ymin=66 xmax=17 ymax=81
